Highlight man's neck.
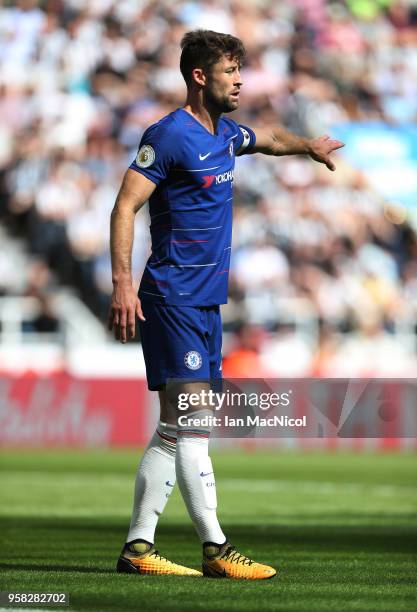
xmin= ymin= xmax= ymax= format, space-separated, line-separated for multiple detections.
xmin=183 ymin=97 xmax=221 ymax=135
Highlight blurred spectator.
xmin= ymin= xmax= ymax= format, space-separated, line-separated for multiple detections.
xmin=222 ymin=324 xmax=272 ymax=377
xmin=23 ymin=259 xmax=59 ymax=333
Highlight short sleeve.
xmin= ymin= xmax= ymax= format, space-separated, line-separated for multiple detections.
xmin=129 ymin=123 xmax=176 ymax=185
xmin=235 ymin=124 xmax=256 ymax=156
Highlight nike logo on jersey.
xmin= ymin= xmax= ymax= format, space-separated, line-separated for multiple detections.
xmin=199 ymin=152 xmax=211 ymax=160
xmin=200 ymin=471 xmax=214 ymax=477
xmin=166 ymin=481 xmax=175 ymax=487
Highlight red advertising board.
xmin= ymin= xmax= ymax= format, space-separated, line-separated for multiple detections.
xmin=1 ymin=373 xmax=415 ymax=450
xmin=0 ymin=372 xmax=149 ymax=447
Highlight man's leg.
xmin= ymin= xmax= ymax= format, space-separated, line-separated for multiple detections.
xmin=117 ymin=389 xmax=202 ymax=576
xmin=172 ymin=381 xmax=276 ymax=580
xmin=126 ymin=391 xmax=177 ymax=544
xmin=173 ymin=382 xmax=226 ymax=544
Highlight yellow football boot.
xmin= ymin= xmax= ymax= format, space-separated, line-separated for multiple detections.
xmin=117 ymin=541 xmax=202 ymax=576
xmin=202 ymin=542 xmax=276 ymax=580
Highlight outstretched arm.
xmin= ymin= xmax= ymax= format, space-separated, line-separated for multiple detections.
xmin=251 ymin=126 xmax=344 ymax=171
xmin=108 ymin=169 xmax=156 ymax=343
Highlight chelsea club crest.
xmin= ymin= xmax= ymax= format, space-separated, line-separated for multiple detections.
xmin=184 ymin=351 xmax=203 ymax=370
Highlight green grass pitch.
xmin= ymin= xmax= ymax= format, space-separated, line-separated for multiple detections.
xmin=1 ymin=449 xmax=416 ymax=611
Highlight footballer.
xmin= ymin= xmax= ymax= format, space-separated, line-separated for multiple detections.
xmin=108 ymin=30 xmax=343 ymax=579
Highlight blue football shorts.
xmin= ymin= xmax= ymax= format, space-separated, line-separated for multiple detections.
xmin=139 ymin=302 xmax=222 ymax=391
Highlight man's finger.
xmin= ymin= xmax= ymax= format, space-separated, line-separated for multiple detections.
xmin=136 ymin=300 xmax=146 ymax=322
xmin=326 ymin=158 xmax=336 ymax=171
xmin=128 ymin=306 xmax=136 ymax=339
xmin=329 ymin=140 xmax=344 ymax=151
xmin=107 ymin=309 xmax=114 ymax=331
xmin=113 ymin=310 xmax=120 ymax=340
xmin=112 ymin=309 xmax=119 ymax=328
xmin=119 ymin=310 xmax=127 ymax=343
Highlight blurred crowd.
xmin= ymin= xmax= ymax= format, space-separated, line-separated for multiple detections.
xmin=1 ymin=0 xmax=417 ymax=375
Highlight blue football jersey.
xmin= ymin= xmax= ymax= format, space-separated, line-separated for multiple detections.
xmin=129 ymin=108 xmax=256 ymax=306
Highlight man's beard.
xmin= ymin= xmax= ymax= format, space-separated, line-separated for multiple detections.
xmin=204 ymin=87 xmax=237 ymax=113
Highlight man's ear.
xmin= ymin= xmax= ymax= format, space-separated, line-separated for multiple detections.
xmin=191 ymin=68 xmax=206 ymax=87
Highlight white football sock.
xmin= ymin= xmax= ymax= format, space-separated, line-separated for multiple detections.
xmin=127 ymin=421 xmax=177 ymax=544
xmin=175 ymin=412 xmax=226 ymax=544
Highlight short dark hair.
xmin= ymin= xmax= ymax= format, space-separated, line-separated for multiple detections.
xmin=180 ymin=30 xmax=245 ymax=86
